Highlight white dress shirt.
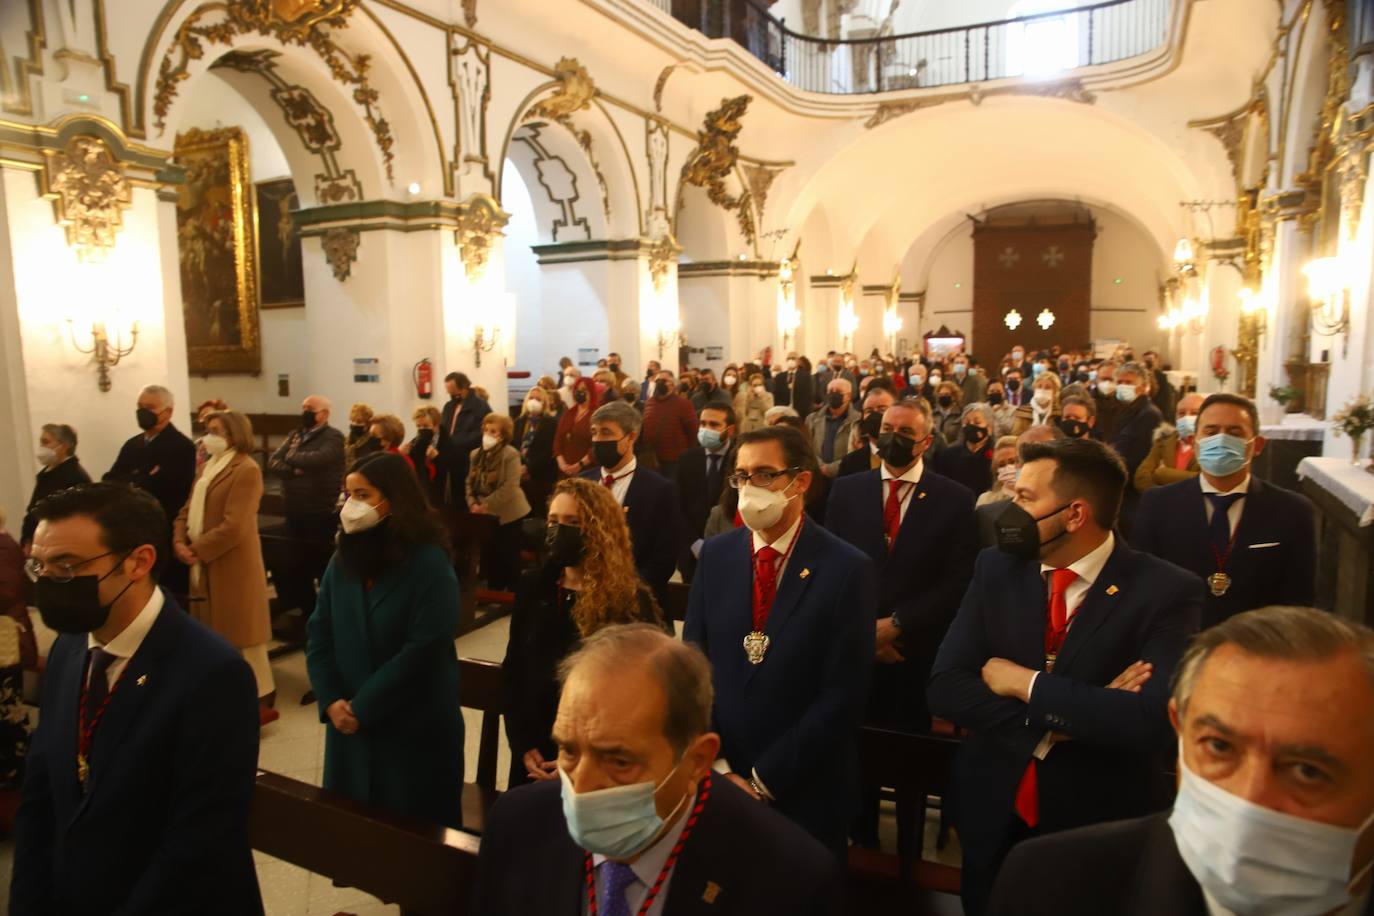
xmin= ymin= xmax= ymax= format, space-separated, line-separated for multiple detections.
xmin=1025 ymin=532 xmax=1116 ymax=705
xmin=1199 ymin=472 xmax=1249 ymax=535
xmin=585 ymin=790 xmax=697 ymax=916
xmin=86 ymin=586 xmax=163 ymax=689
xmin=599 ymin=456 xmax=638 ymax=506
xmin=879 ymin=458 xmax=925 ymax=527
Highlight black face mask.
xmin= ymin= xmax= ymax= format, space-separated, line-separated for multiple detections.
xmin=827 ymin=391 xmax=845 ymax=410
xmin=546 ymin=523 xmax=585 ymax=568
xmin=356 ymin=437 xmax=382 ymax=458
xmin=1058 ymin=418 xmax=1090 ymax=439
xmin=678 ymin=383 xmax=691 ymax=395
xmin=416 ymin=428 xmax=435 ymax=445
xmin=603 ymin=390 xmax=620 ymax=403
xmin=136 ymin=408 xmax=158 ymax=431
xmin=877 ymin=432 xmax=919 ymax=468
xmin=574 ymin=389 xmax=588 ymax=404
xmin=937 ymin=395 xmax=953 ymax=409
xmin=608 ymin=362 xmax=620 ymax=373
xmin=1005 ymin=379 xmax=1021 ymax=392
xmin=860 ymin=411 xmax=884 ymax=440
xmin=301 ymin=410 xmax=317 ymax=429
xmin=593 ymin=438 xmax=624 ymax=469
xmin=32 ymin=553 xmax=134 ymax=634
xmin=994 ymin=501 xmax=1073 ymax=559
xmin=963 ymin=424 xmax=989 ymax=446
xmin=349 ymin=424 xmax=366 ymax=437
xmin=654 ymin=381 xmax=670 ymax=399
xmin=987 ymin=393 xmax=1003 ymax=406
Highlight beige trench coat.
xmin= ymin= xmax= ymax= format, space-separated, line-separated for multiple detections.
xmin=173 ymin=453 xmax=272 ymax=648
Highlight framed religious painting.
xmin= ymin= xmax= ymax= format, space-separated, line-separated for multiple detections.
xmin=255 ymin=177 xmax=305 ymax=309
xmin=173 ymin=126 xmax=261 ymax=374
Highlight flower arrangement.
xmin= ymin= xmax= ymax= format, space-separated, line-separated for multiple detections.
xmin=1332 ymin=394 xmax=1374 ymax=467
xmin=1268 ymin=384 xmax=1299 ymax=407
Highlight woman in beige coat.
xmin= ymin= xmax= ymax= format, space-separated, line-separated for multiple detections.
xmin=467 ymin=413 xmax=531 ymax=591
xmin=173 ymin=410 xmax=275 ymax=705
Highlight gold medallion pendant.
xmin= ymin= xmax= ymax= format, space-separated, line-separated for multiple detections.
xmin=743 ymin=631 xmax=770 ymax=665
xmin=1207 ymin=572 xmax=1232 ymax=597
xmin=77 ymin=753 xmax=90 ymax=786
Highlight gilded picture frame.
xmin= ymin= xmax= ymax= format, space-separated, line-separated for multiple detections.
xmin=255 ymin=177 xmax=305 ymax=309
xmin=173 ymin=126 xmax=261 ymax=374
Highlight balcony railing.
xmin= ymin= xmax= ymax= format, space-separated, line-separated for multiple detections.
xmin=667 ymin=0 xmax=1172 ymax=95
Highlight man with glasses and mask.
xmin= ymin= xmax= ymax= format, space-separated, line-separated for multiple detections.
xmin=835 ymin=382 xmax=896 ymax=478
xmin=825 ymin=397 xmax=978 ymax=847
xmin=474 ymin=624 xmax=842 ymax=915
xmin=684 ymin=425 xmax=875 ymax=855
xmin=988 ymin=605 xmax=1374 ymax=916
xmin=1132 ymin=393 xmax=1316 ymax=629
xmin=929 ymin=437 xmax=1201 ymax=916
xmin=583 ymin=400 xmax=677 ymax=605
xmin=12 ymin=483 xmax=262 ymax=914
xmin=103 ymin=384 xmax=196 ymax=596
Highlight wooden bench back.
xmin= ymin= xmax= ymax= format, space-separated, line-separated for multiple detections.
xmin=457 ymin=657 xmax=505 ymax=793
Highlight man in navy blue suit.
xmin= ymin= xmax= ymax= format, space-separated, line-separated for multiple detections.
xmin=583 ymin=400 xmax=678 ymax=604
xmin=12 ymin=483 xmax=262 ymax=915
xmin=928 ymin=437 xmax=1201 ymax=916
xmin=684 ymin=425 xmax=876 ymax=855
xmin=1132 ymin=392 xmax=1316 ymax=629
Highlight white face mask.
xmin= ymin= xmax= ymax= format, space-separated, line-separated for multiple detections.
xmin=482 ymin=433 xmax=500 ymax=450
xmin=929 ymin=374 xmax=942 ymax=385
xmin=527 ymin=400 xmax=545 ymax=415
xmin=996 ymin=464 xmax=1018 ymax=486
xmin=1012 ymin=351 xmax=1025 ymax=362
xmin=1033 ymin=390 xmax=1053 ymax=408
xmin=786 ymin=359 xmax=796 ymax=370
xmin=564 ymin=374 xmax=577 ymax=385
xmin=201 ymin=434 xmax=229 ymax=458
xmin=723 ymin=375 xmax=737 ymax=387
xmin=36 ymin=446 xmax=57 ymax=467
xmin=339 ymin=496 xmax=384 ymax=534
xmin=752 ymin=384 xmax=765 ymax=396
xmin=1097 ymin=380 xmax=1117 ymax=397
xmin=737 ymin=479 xmax=797 ymax=531
xmin=1169 ymin=753 xmax=1374 ymax=916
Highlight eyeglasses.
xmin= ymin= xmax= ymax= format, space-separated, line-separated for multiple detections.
xmin=727 ymin=467 xmax=799 ymax=489
xmin=24 ymin=550 xmax=118 ymax=583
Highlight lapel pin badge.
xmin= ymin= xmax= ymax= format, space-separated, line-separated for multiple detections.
xmin=702 ymin=881 xmax=722 ymax=904
xmin=918 ymin=491 xmax=928 ymax=500
xmin=1106 ymin=585 xmax=1119 ymax=596
xmin=799 ymin=568 xmax=811 ymax=579
xmin=136 ymin=674 xmax=148 ymax=686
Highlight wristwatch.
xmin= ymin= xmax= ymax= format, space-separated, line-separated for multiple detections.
xmin=747 ymin=776 xmax=768 ymax=801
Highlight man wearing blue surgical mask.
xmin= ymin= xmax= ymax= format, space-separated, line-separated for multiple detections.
xmin=988 ymin=605 xmax=1374 ymax=916
xmin=1133 ymin=392 xmax=1204 ymax=494
xmin=473 ymin=624 xmax=842 ymax=915
xmin=1132 ymin=393 xmax=1316 ymax=629
xmin=1109 ymin=363 xmax=1163 ymax=536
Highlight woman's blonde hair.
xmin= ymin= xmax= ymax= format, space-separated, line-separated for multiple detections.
xmin=412 ymin=405 xmax=441 ymax=427
xmin=205 ymin=410 xmax=254 ymax=454
xmin=523 ymin=386 xmax=550 ymax=415
xmin=552 ymin=477 xmax=660 ymax=637
xmin=349 ymin=402 xmax=374 ymax=425
xmin=483 ymin=412 xmax=514 ymax=443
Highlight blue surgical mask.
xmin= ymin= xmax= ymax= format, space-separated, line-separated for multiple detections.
xmin=560 ymin=760 xmax=688 ymax=859
xmin=1031 ymin=363 xmax=1046 ymax=377
xmin=1176 ymin=415 xmax=1196 ymax=438
xmin=1170 ymin=754 xmax=1374 ymax=916
xmin=1115 ymin=384 xmax=1137 ymax=403
xmin=698 ymin=428 xmax=724 ymax=451
xmin=1197 ymin=433 xmax=1251 ymax=477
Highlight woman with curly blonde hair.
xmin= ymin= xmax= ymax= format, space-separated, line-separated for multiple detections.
xmin=502 ymin=477 xmax=667 ymax=788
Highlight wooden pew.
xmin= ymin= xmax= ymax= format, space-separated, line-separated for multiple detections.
xmin=457 ymin=657 xmax=504 ymax=833
xmin=850 ymin=726 xmax=962 ymax=896
xmin=661 ymin=580 xmax=692 ymax=621
xmin=251 ymin=770 xmax=481 ymax=916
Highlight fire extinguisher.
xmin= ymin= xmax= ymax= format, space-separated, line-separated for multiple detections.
xmin=413 ymin=359 xmax=433 ymax=399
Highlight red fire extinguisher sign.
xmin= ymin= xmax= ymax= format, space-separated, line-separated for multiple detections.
xmin=414 ymin=359 xmax=433 ymax=399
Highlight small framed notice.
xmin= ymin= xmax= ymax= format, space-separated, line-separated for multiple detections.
xmin=353 ymin=358 xmax=380 ymax=383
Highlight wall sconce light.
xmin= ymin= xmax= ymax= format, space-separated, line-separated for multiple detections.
xmin=1036 ymin=308 xmax=1055 ymax=330
xmin=1173 ymin=237 xmax=1196 ymax=276
xmin=1180 ymin=297 xmax=1208 ymax=334
xmin=882 ymin=306 xmax=902 ymax=342
xmin=67 ymin=309 xmax=139 ymax=392
xmin=1004 ymin=309 xmax=1023 ymax=330
xmin=1303 ymin=256 xmax=1350 ymax=354
xmin=471 ymin=323 xmax=499 ymax=368
xmin=838 ymin=261 xmax=859 ymax=351
xmin=777 ymin=241 xmax=802 ymax=353
xmin=1157 ymin=311 xmax=1179 ymax=331
xmin=1237 ymin=287 xmax=1267 ymax=336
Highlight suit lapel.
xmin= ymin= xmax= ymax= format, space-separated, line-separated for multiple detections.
xmin=750 ymin=522 xmax=819 ymax=684
xmin=1007 ymin=560 xmax=1048 ymax=668
xmin=74 ymin=596 xmax=180 ymax=818
xmin=1183 ymin=477 xmax=1213 ymax=567
xmin=856 ymin=471 xmax=886 ymax=564
xmin=49 ymin=638 xmax=85 ymax=812
xmin=205 ymin=454 xmax=244 ymax=496
xmin=1054 ymin=542 xmax=1131 ymax=674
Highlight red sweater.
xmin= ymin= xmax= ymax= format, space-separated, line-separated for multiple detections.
xmin=641 ymin=394 xmax=699 ymax=463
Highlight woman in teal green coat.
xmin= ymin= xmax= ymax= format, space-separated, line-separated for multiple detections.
xmin=306 ymin=451 xmax=463 ymax=828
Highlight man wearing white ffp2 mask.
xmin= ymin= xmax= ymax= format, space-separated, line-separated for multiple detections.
xmin=471 ymin=623 xmax=843 ymax=915
xmin=987 ymin=605 xmax=1374 ymax=916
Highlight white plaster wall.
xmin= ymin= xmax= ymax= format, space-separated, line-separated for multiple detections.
xmin=502 ymin=162 xmax=546 ymax=376
xmin=537 ymin=261 xmax=612 ymax=376
xmin=0 ymin=170 xmax=35 ymax=528
xmin=680 ymin=276 xmax=731 ymax=371
xmin=4 ymin=170 xmax=189 ymax=484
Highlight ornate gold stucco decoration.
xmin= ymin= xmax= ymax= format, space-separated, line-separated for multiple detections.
xmin=462 ymin=0 xmax=478 ymax=28
xmin=865 ymin=78 xmax=1096 ymax=129
xmin=530 ymin=58 xmax=596 ymax=121
xmin=322 ymin=227 xmax=360 ymax=280
xmin=680 ymin=95 xmax=756 ymax=246
xmin=648 ymin=233 xmax=681 ymax=291
xmin=39 ymin=134 xmax=133 ymax=259
xmin=153 ymin=0 xmax=395 ymax=180
xmin=454 ymin=193 xmax=510 ymax=281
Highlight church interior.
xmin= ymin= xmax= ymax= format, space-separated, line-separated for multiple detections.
xmin=2 ymin=0 xmax=1374 ymax=913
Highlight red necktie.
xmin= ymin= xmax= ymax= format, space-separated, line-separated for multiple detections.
xmin=883 ymin=479 xmax=904 ymax=550
xmin=1013 ymin=568 xmax=1079 ymax=828
xmin=603 ymin=474 xmax=615 ymax=488
xmin=751 ymin=545 xmax=781 ymax=631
